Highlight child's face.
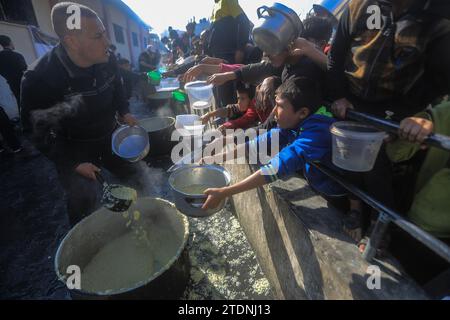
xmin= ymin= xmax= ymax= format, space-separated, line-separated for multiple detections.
xmin=237 ymin=92 xmax=251 ymax=113
xmin=275 ymin=96 xmax=309 ymax=129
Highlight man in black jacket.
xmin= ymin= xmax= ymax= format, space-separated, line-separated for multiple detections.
xmin=0 ymin=35 xmax=27 ymax=108
xmin=21 ymin=2 xmax=141 ymax=226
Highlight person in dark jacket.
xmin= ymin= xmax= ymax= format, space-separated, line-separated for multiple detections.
xmin=21 ymin=2 xmax=140 ymax=226
xmin=138 ymin=45 xmax=161 ymax=73
xmin=207 ymin=0 xmax=252 ymax=107
xmin=0 ymin=35 xmax=27 ymax=108
xmin=200 ymin=77 xmax=343 ymax=210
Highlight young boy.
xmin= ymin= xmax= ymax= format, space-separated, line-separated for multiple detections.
xmin=201 ymin=77 xmax=343 ymax=210
xmin=201 ymin=82 xmax=255 ymax=131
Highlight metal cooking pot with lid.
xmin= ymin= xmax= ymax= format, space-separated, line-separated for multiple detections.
xmin=252 ymin=2 xmax=304 ymax=56
xmin=169 ymin=165 xmax=231 ymax=218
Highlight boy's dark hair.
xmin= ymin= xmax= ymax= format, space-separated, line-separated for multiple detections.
xmin=301 ymin=16 xmax=333 ymax=43
xmin=275 ymin=77 xmax=322 ymax=114
xmin=117 ymin=58 xmax=130 ymax=66
xmin=236 ymin=82 xmax=255 ymax=100
xmin=0 ymin=35 xmax=12 ymax=48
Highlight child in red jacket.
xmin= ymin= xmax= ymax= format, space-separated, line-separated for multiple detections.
xmin=202 ymin=76 xmax=281 ymax=132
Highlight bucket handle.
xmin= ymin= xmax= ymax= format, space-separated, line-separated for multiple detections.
xmin=347 ymin=110 xmax=450 ymax=151
xmin=257 ymin=6 xmax=303 ymax=39
xmin=257 ymin=6 xmax=272 ymax=19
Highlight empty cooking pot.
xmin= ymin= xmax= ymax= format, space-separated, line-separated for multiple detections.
xmin=112 ymin=125 xmax=150 ymax=163
xmin=253 ymin=3 xmax=304 ymax=55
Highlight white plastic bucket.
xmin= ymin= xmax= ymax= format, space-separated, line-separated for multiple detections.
xmin=175 ymin=114 xmax=203 ymax=151
xmin=175 ymin=114 xmax=200 ymax=130
xmin=184 ymin=81 xmax=214 ymax=109
xmin=330 ymin=122 xmax=386 ymax=172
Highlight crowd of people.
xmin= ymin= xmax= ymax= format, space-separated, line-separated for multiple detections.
xmin=181 ymin=0 xmax=450 ymax=292
xmin=0 ymin=0 xmax=449 ymax=297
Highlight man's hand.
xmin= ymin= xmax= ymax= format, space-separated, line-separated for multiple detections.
xmin=399 ymin=117 xmax=434 ymax=144
xmin=202 ymin=187 xmax=228 ymax=210
xmin=207 ymin=72 xmax=235 ymax=86
xmin=331 ymin=98 xmax=354 ymax=119
xmin=75 ymin=163 xmax=101 ymax=181
xmin=120 ymin=113 xmax=139 ymax=126
xmin=183 ymin=65 xmax=204 ymax=83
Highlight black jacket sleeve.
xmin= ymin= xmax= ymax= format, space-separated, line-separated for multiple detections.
xmin=20 ymin=69 xmax=56 ymax=134
xmin=234 ymin=60 xmax=279 ymax=85
xmin=428 ymin=32 xmax=450 ymax=97
xmin=327 ymin=6 xmax=352 ymax=101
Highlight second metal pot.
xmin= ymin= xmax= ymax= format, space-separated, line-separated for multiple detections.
xmin=168 ymin=165 xmax=231 ymax=218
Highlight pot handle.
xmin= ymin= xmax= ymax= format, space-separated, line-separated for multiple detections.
xmin=185 ymin=195 xmax=207 ymax=208
xmin=257 ymin=5 xmax=272 ymax=19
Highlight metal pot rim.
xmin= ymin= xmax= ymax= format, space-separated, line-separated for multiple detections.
xmin=139 ymin=116 xmax=176 ymax=133
xmin=111 ymin=125 xmax=150 ymax=162
xmin=54 ymin=197 xmax=190 ymax=297
xmin=168 ymin=164 xmax=231 ymax=196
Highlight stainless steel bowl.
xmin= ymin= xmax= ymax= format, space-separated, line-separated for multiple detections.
xmin=168 ymin=165 xmax=231 ymax=218
xmin=112 ymin=125 xmax=150 ymax=162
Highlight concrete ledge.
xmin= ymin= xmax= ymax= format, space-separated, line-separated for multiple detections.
xmin=224 ymin=163 xmax=428 ymax=300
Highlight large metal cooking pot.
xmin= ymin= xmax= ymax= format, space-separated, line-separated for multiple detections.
xmin=168 ymin=165 xmax=231 ymax=218
xmin=55 ymin=197 xmax=190 ymax=300
xmin=112 ymin=125 xmax=150 ymax=162
xmin=139 ymin=117 xmax=176 ymax=157
xmin=252 ymin=3 xmax=304 ymax=55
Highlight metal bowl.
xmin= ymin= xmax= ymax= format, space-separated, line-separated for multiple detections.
xmin=112 ymin=125 xmax=150 ymax=163
xmin=168 ymin=165 xmax=231 ymax=218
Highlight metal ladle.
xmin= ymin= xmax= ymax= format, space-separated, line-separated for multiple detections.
xmin=95 ymin=172 xmax=137 ymax=212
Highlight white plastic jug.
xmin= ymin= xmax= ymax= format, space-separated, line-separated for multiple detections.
xmin=331 ymin=122 xmax=386 ymax=172
xmin=184 ymin=81 xmax=214 ymax=110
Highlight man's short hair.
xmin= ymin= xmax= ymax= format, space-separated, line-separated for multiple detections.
xmin=0 ymin=35 xmax=12 ymax=48
xmin=275 ymin=77 xmax=322 ymax=114
xmin=301 ymin=16 xmax=333 ymax=43
xmin=51 ymin=2 xmax=99 ymax=38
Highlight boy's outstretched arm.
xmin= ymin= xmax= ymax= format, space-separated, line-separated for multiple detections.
xmin=202 ymin=170 xmax=267 ymax=210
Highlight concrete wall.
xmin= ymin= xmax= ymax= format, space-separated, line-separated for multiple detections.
xmin=105 ymin=4 xmax=130 ymax=61
xmin=31 ymin=0 xmax=55 ymax=37
xmin=224 ymin=163 xmax=428 ymax=300
xmin=0 ymin=22 xmax=37 ymax=65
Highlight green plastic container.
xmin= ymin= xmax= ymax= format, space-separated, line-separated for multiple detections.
xmin=172 ymin=90 xmax=186 ymax=102
xmin=147 ymin=71 xmax=161 ymax=86
xmin=171 ymin=90 xmax=188 ymax=115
